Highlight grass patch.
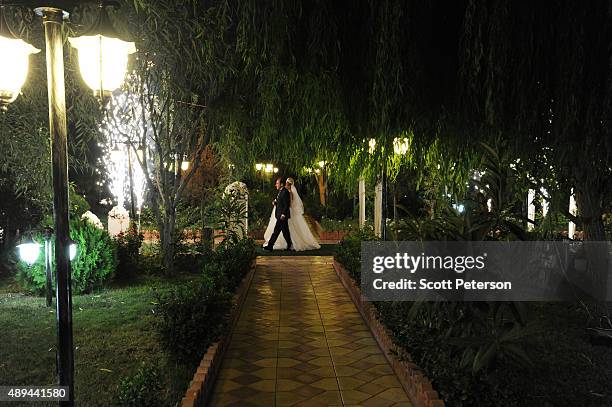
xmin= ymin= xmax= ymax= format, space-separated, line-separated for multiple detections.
xmin=0 ymin=273 xmax=198 ymax=407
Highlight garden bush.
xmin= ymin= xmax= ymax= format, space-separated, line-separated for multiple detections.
xmin=334 ymin=228 xmax=378 ymax=282
xmin=334 ymin=228 xmax=534 ymax=407
xmin=18 ymin=219 xmax=117 ymax=294
xmin=154 ymin=238 xmax=256 ymax=363
xmin=154 ymin=276 xmax=232 ymax=363
xmin=117 ymin=361 xmax=167 ymax=407
xmin=115 ymin=222 xmax=144 ymax=279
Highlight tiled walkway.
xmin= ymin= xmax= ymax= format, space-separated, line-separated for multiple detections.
xmin=209 ymin=256 xmax=412 ymax=407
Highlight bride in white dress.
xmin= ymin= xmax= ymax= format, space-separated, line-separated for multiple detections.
xmin=263 ymin=178 xmax=321 ymax=251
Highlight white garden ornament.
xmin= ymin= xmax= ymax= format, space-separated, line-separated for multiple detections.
xmin=108 ymin=205 xmax=130 ymax=237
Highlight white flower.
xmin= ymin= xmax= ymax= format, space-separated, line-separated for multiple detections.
xmin=81 ymin=211 xmax=104 ymax=229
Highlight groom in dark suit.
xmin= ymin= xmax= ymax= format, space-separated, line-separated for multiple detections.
xmin=264 ymin=177 xmax=293 ymax=251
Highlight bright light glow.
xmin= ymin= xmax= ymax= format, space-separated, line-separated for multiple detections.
xmin=318 ymin=161 xmax=325 ymax=168
xmin=527 ymin=189 xmax=536 ymax=231
xmin=393 ymin=137 xmax=409 ymax=155
xmin=69 ymin=35 xmax=136 ymax=96
xmin=541 ymin=187 xmax=549 ymax=217
xmin=100 ymin=79 xmax=149 ymax=211
xmin=17 ymin=242 xmax=41 ymax=266
xmin=315 ymin=168 xmax=321 ymax=174
xmin=0 ymin=36 xmax=40 ymax=107
xmin=69 ymin=244 xmax=77 ymax=261
xmin=273 ymin=167 xmax=279 ymax=173
xmin=255 ymin=163 xmax=263 ymax=171
xmin=181 ymin=160 xmax=190 ymax=171
xmin=265 ymin=164 xmax=274 ymax=173
xmin=486 ymin=198 xmax=493 ymax=212
xmin=452 ymin=203 xmax=465 ymax=213
xmin=569 ymin=190 xmax=577 ymax=239
xmin=368 ymin=139 xmax=376 ymax=154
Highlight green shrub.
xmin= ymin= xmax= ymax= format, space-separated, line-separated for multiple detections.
xmin=213 ymin=238 xmax=256 ymax=290
xmin=334 ymin=228 xmax=378 ymax=283
xmin=154 ymin=276 xmax=232 ymax=363
xmin=335 ymin=228 xmax=533 ymax=407
xmin=320 ymin=217 xmax=359 ymax=232
xmin=18 ymin=219 xmax=117 ymax=294
xmin=117 ymin=361 xmax=167 ymax=407
xmin=153 ymin=238 xmax=255 ymax=363
xmin=115 ymin=222 xmax=144 ymax=279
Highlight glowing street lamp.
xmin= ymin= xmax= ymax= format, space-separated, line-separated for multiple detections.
xmin=0 ymin=6 xmax=40 ymax=110
xmin=255 ymin=163 xmax=263 ymax=171
xmin=68 ymin=2 xmax=136 ymax=98
xmin=265 ymin=163 xmax=274 ymax=173
xmin=17 ymin=241 xmax=42 ymax=266
xmin=181 ymin=160 xmax=190 ymax=171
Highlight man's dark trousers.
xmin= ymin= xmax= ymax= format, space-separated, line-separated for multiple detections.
xmin=268 ymin=217 xmax=292 ymax=249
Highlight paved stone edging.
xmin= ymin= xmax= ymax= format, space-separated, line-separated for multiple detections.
xmin=333 ymin=259 xmax=446 ymax=407
xmin=181 ymin=259 xmax=257 ymax=407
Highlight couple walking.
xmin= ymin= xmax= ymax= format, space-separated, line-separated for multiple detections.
xmin=263 ymin=177 xmax=320 ymax=252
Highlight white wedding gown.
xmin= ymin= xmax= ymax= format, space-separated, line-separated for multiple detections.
xmin=263 ymin=187 xmax=321 ymax=251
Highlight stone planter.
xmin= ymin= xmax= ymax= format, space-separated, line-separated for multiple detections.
xmin=181 ymin=259 xmax=257 ymax=407
xmin=333 ymin=259 xmax=445 ymax=407
xmin=318 ymin=230 xmax=349 ymax=241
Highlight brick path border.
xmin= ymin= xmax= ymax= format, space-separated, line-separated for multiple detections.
xmin=333 ymin=259 xmax=446 ymax=407
xmin=181 ymin=259 xmax=257 ymax=407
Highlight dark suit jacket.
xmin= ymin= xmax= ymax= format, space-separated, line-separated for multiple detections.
xmin=274 ymin=187 xmax=291 ymax=220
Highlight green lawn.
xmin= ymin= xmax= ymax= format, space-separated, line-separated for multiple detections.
xmin=0 ymin=273 xmax=197 ymax=407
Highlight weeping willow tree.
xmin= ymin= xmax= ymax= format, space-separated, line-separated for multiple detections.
xmin=210 ymin=0 xmax=609 ymax=241
xmin=458 ymin=0 xmax=612 ymax=240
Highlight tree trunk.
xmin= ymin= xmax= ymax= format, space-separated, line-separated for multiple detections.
xmin=317 ymin=173 xmax=327 ymax=206
xmin=575 ymin=184 xmax=606 ymax=241
xmin=159 ymin=205 xmax=177 ymax=274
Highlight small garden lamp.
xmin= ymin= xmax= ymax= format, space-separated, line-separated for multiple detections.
xmin=0 ymin=4 xmax=40 ymax=110
xmin=17 ymin=240 xmax=41 ymax=266
xmin=69 ymin=243 xmax=77 ymax=261
xmin=68 ymin=1 xmax=136 ymax=98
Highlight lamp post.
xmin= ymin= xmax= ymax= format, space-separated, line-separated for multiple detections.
xmin=0 ymin=2 xmax=135 ymax=405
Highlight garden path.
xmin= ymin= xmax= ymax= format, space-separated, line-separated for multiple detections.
xmin=209 ymin=256 xmax=412 ymax=407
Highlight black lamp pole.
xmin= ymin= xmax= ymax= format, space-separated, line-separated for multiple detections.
xmin=43 ymin=226 xmax=54 ymax=307
xmin=34 ymin=5 xmax=74 ymax=406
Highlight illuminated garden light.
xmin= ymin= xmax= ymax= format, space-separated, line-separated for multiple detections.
xmin=0 ymin=6 xmax=40 ymax=109
xmin=17 ymin=241 xmax=41 ymax=266
xmin=68 ymin=3 xmax=136 ymax=98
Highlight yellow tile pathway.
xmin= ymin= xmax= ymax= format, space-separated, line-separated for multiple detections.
xmin=209 ymin=256 xmax=413 ymax=407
